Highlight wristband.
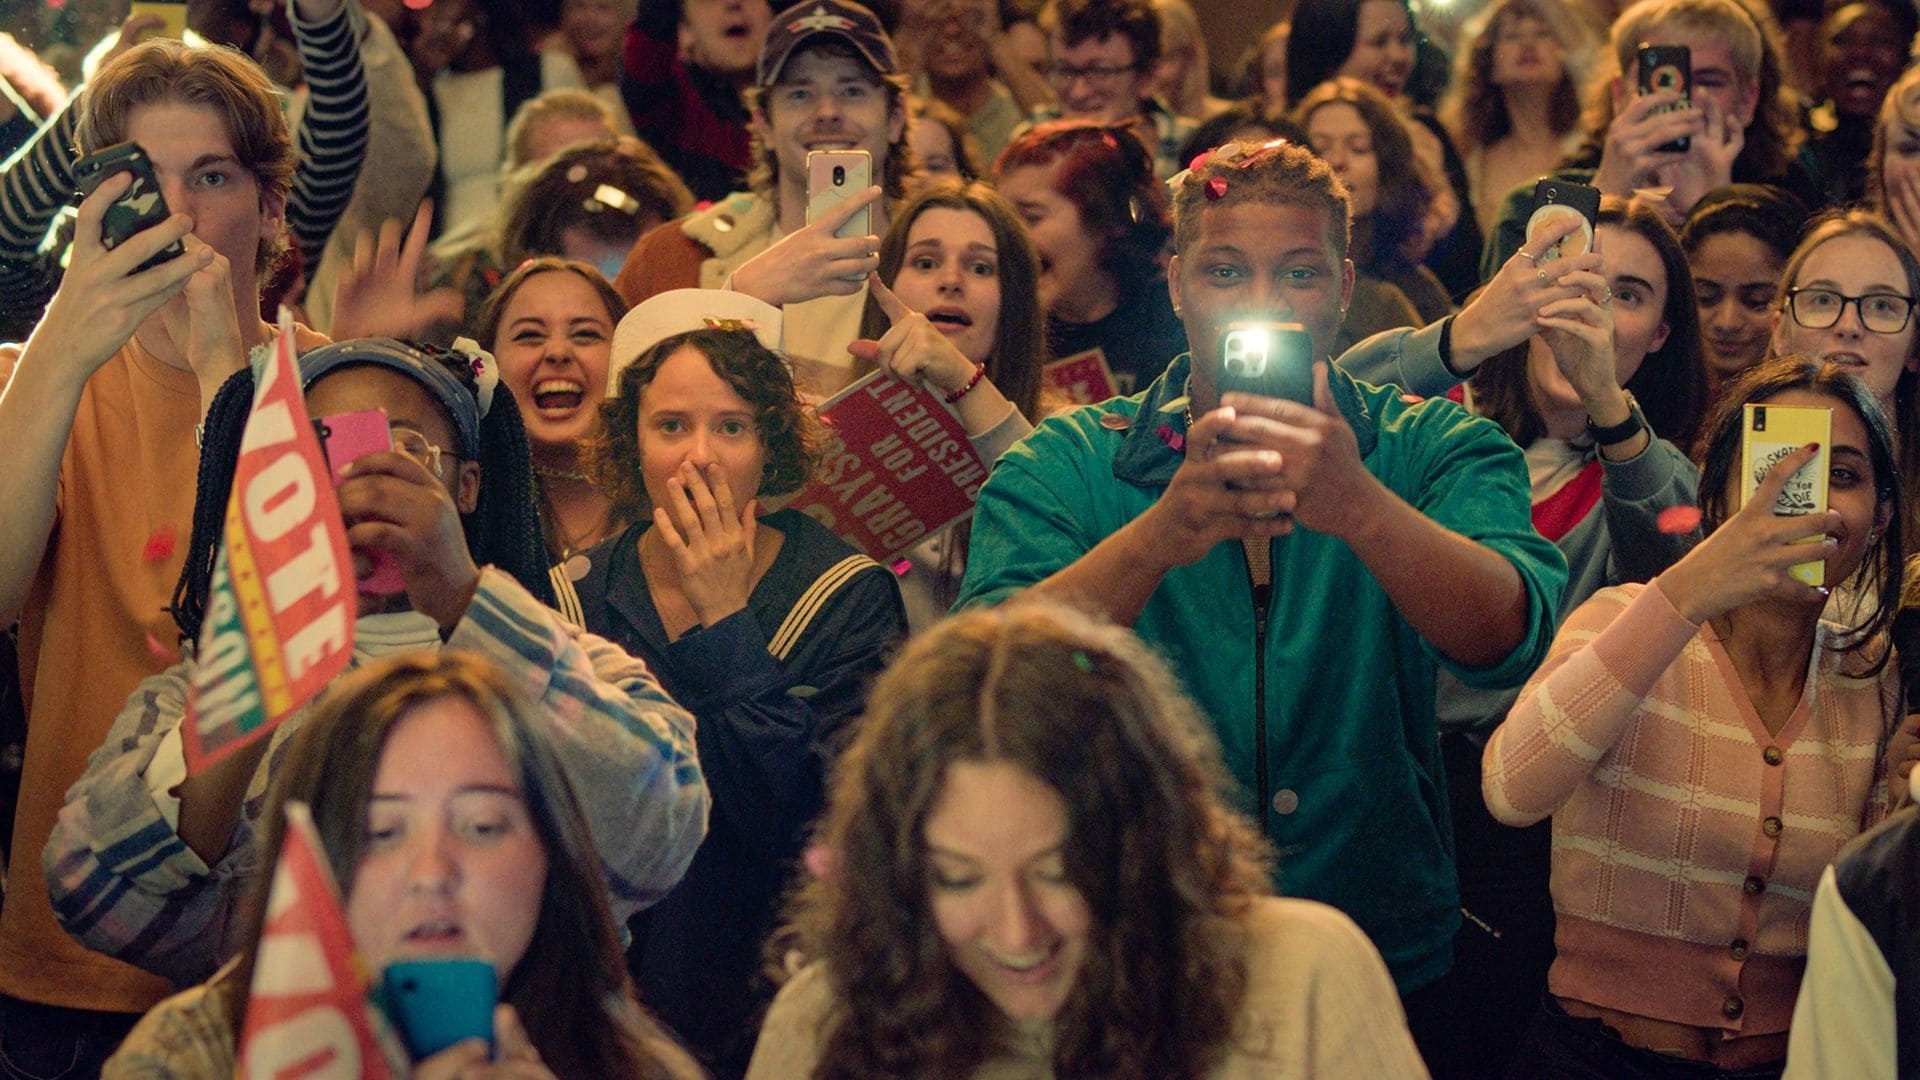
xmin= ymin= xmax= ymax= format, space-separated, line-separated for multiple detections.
xmin=943 ymin=363 xmax=987 ymax=404
xmin=1586 ymin=390 xmax=1646 ymax=445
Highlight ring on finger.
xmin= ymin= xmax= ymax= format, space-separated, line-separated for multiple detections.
xmin=1600 ymin=288 xmax=1613 ymax=305
xmin=1536 ymin=268 xmax=1549 ymax=285
xmin=1517 ymin=248 xmax=1539 ymax=263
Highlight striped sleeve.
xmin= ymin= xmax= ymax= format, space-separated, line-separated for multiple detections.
xmin=449 ymin=568 xmax=709 ymax=918
xmin=285 ymin=0 xmax=371 ymax=263
xmin=0 ymin=101 xmax=79 ymax=332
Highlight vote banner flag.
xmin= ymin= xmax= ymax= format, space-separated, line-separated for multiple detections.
xmin=236 ymin=802 xmax=394 ymax=1079
xmin=182 ymin=309 xmax=356 ymax=772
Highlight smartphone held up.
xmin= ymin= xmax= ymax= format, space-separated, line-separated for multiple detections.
xmin=73 ymin=141 xmax=185 ymax=273
xmin=1218 ymin=322 xmax=1316 ymax=406
xmin=1637 ymin=42 xmax=1693 ymax=154
xmin=1524 ymin=178 xmax=1600 ymax=264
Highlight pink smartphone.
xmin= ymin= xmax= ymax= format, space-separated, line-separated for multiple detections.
xmin=317 ymin=409 xmax=407 ymax=596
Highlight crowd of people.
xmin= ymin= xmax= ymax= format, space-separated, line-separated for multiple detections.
xmin=2 ymin=0 xmax=1919 ymax=1076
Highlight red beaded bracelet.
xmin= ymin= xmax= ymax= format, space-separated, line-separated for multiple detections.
xmin=943 ymin=363 xmax=987 ymax=404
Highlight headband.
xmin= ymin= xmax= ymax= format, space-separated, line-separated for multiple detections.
xmin=296 ymin=337 xmax=497 ymax=457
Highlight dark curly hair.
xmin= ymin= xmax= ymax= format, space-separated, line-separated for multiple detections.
xmin=774 ymin=601 xmax=1274 ymax=1077
xmin=590 ymin=328 xmax=822 ymax=521
xmin=992 ymin=119 xmax=1172 ymax=296
xmin=170 ymin=340 xmax=557 ymax=644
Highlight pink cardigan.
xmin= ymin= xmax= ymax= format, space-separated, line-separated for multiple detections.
xmin=1484 ymin=581 xmax=1897 ymax=1038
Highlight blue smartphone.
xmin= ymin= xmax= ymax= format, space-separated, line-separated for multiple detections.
xmin=381 ymin=958 xmax=496 ymax=1060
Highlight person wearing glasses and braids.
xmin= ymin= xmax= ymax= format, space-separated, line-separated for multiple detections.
xmin=45 ymin=337 xmax=710 ymax=993
xmin=1023 ymin=0 xmax=1195 ymax=179
xmin=1769 ymin=209 xmax=1920 ymax=547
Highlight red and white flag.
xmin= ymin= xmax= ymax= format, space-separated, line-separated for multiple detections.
xmin=183 ymin=308 xmax=356 ymax=772
xmin=236 ymin=802 xmax=394 ymax=1079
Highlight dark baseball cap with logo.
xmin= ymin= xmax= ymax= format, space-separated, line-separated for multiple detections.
xmin=757 ymin=0 xmax=899 ymax=86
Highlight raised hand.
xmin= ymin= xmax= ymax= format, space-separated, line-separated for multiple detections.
xmin=410 ymin=1005 xmax=556 ymax=1080
xmin=30 ymin=171 xmax=209 ymax=385
xmin=1134 ymin=406 xmax=1296 ymax=570
xmin=1220 ymin=361 xmax=1375 ymax=539
xmin=730 ymin=186 xmax=884 ymax=307
xmin=155 ymin=234 xmax=249 ymax=411
xmin=850 ymin=275 xmax=983 ymax=395
xmin=1657 ymin=95 xmax=1744 ymax=222
xmin=1449 ymin=211 xmax=1601 ymax=371
xmin=1536 ymin=265 xmax=1619 ymax=403
xmin=1593 ymin=85 xmax=1704 ymax=196
xmin=1655 ymin=443 xmax=1840 ymax=623
xmin=653 ymin=461 xmax=759 ymax=628
xmin=331 ymin=202 xmax=463 ymax=341
xmin=335 ymin=449 xmax=480 ymax=631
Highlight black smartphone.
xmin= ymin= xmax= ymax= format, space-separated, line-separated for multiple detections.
xmin=73 ymin=141 xmax=184 ymax=273
xmin=1218 ymin=322 xmax=1315 ymax=405
xmin=1525 ymin=178 xmax=1601 ymax=264
xmin=1637 ymin=43 xmax=1692 ymax=154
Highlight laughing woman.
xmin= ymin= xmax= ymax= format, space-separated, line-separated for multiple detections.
xmin=480 ymin=256 xmax=633 ymax=565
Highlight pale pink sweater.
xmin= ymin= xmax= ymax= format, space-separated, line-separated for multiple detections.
xmin=1484 ymin=581 xmax=1896 ymax=1038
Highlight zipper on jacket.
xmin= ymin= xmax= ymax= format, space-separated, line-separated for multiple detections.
xmin=1248 ymin=562 xmax=1272 ymax=839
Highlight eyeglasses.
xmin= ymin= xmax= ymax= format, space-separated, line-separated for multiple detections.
xmin=1045 ymin=62 xmax=1139 ymax=87
xmin=1785 ymin=287 xmax=1917 ymax=334
xmin=391 ymin=428 xmax=456 ymax=477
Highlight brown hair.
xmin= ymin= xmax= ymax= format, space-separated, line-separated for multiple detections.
xmin=777 ymin=601 xmax=1273 ymax=1077
xmin=746 ymin=40 xmax=915 ymax=203
xmin=1291 ymin=77 xmax=1436 ymax=274
xmin=1770 ymin=208 xmax=1920 ymax=542
xmin=1471 ymin=197 xmax=1709 ymax=449
xmin=496 ymin=136 xmax=695 ymax=269
xmin=1170 ymin=137 xmax=1350 ymax=261
xmin=591 ymin=328 xmax=822 ymax=519
xmin=222 ymin=652 xmax=697 ymax=1078
xmin=1441 ymin=0 xmax=1589 ymax=153
xmin=77 ymin=38 xmax=295 ymax=275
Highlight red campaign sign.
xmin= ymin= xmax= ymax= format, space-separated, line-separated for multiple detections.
xmin=236 ymin=803 xmax=396 ymax=1079
xmin=788 ymin=371 xmax=989 ymax=563
xmin=182 ymin=310 xmax=357 ymax=773
xmin=1042 ymin=347 xmax=1118 ymax=405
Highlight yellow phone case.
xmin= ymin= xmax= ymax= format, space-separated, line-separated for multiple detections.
xmin=1740 ymin=403 xmax=1832 ymax=587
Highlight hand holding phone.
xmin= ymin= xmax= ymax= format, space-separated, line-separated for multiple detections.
xmin=316 ymin=409 xmax=407 ymax=596
xmin=74 ymin=142 xmax=186 ymax=274
xmin=381 ymin=958 xmax=497 ymax=1060
xmin=1637 ymin=43 xmax=1692 ymax=154
xmin=1217 ymin=322 xmax=1316 ymax=406
xmin=1524 ymin=179 xmax=1600 ymax=265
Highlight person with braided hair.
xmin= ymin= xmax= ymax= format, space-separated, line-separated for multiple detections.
xmin=45 ymin=337 xmax=711 ymax=995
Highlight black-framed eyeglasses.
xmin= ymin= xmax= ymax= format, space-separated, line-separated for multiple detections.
xmin=1785 ymin=287 xmax=1917 ymax=334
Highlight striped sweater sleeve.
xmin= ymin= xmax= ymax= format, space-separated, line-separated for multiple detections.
xmin=0 ymin=100 xmax=80 ymax=333
xmin=284 ymin=0 xmax=371 ymax=264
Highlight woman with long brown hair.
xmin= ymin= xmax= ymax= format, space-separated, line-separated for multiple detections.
xmin=750 ymin=601 xmax=1425 ymax=1077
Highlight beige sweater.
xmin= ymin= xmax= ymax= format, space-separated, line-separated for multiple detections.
xmin=746 ymin=895 xmax=1429 ymax=1078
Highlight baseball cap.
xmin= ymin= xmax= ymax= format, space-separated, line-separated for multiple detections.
xmin=757 ymin=0 xmax=899 ymax=87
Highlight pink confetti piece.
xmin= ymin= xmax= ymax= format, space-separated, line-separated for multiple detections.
xmin=1657 ymin=506 xmax=1703 ymax=535
xmin=142 ymin=526 xmax=176 ymax=563
xmin=1204 ymin=176 xmax=1229 ymax=201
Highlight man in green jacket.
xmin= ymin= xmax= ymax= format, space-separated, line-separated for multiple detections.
xmin=957 ymin=138 xmax=1568 ymax=1056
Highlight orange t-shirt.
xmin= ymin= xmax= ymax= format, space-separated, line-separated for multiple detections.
xmin=4 ymin=327 xmax=324 ymax=1013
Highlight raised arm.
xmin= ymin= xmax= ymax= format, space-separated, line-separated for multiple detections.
xmin=284 ymin=0 xmax=372 ymax=264
xmin=0 ymin=179 xmax=206 ymax=623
